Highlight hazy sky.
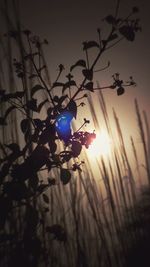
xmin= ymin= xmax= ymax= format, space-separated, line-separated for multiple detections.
xmin=17 ymin=0 xmax=150 ymax=107
xmin=1 ymin=0 xmax=150 ymax=134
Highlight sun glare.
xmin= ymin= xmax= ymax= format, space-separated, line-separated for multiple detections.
xmin=87 ymin=130 xmax=112 ymax=158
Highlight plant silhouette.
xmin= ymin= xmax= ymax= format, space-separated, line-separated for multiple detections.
xmin=0 ymin=1 xmax=141 ymax=267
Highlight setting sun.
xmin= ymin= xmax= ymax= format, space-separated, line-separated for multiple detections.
xmin=87 ymin=130 xmax=112 ymax=158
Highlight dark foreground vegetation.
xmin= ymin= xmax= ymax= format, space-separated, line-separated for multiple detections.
xmin=1 ymin=1 xmax=150 ymax=266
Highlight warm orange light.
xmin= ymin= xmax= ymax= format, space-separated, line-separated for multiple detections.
xmin=87 ymin=130 xmax=111 ymax=158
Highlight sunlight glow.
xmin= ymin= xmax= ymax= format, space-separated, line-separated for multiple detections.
xmin=87 ymin=130 xmax=112 ymax=158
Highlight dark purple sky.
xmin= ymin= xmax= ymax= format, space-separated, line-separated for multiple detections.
xmin=18 ymin=0 xmax=150 ymax=109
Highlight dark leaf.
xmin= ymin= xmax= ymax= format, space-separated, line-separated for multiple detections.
xmin=70 ymin=59 xmax=86 ymax=72
xmin=48 ymin=141 xmax=57 ymax=154
xmin=52 ymin=82 xmax=64 ymax=88
xmin=31 ymin=84 xmax=44 ymax=97
xmin=53 ymin=95 xmax=59 ymax=103
xmin=104 ymin=15 xmax=116 ymax=24
xmin=58 ymin=64 xmax=65 ymax=72
xmin=42 ymin=193 xmax=49 ymax=204
xmin=84 ymin=82 xmax=94 ymax=92
xmin=60 ymin=151 xmax=72 ymax=162
xmin=68 ymin=100 xmax=77 ymax=119
xmin=1 ymin=93 xmax=15 ymax=102
xmin=82 ymin=69 xmax=93 ymax=81
xmin=33 ymin=118 xmax=44 ymax=130
xmin=26 ymin=98 xmax=38 ymax=112
xmin=60 ymin=168 xmax=71 ymax=185
xmin=20 ymin=119 xmax=30 ymax=133
xmin=46 ymin=224 xmax=67 ymax=242
xmin=30 ymin=145 xmax=50 ymax=169
xmin=83 ymin=41 xmax=99 ymax=50
xmin=0 ymin=163 xmax=10 ymax=182
xmin=108 ymin=33 xmax=118 ymax=42
xmin=39 ymin=126 xmax=55 ymax=144
xmin=117 ymin=86 xmax=125 ymax=96
xmin=11 ymin=146 xmax=50 ymax=181
xmin=29 ymin=174 xmax=39 ymax=191
xmin=62 ymin=80 xmax=76 ymax=94
xmin=48 ymin=177 xmax=56 ymax=186
xmin=5 ymin=143 xmax=20 ymax=154
xmin=71 ymin=141 xmax=82 ymax=157
xmin=119 ymin=26 xmax=135 ymax=41
xmin=3 ymin=181 xmax=29 ymax=201
xmin=72 ymin=163 xmax=82 ymax=172
xmin=15 ymin=91 xmax=25 ymax=98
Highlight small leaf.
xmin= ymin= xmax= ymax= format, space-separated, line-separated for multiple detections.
xmin=0 ymin=163 xmax=10 ymax=181
xmin=70 ymin=59 xmax=86 ymax=72
xmin=52 ymin=82 xmax=64 ymax=88
xmin=108 ymin=33 xmax=118 ymax=42
xmin=119 ymin=26 xmax=135 ymax=41
xmin=42 ymin=193 xmax=49 ymax=204
xmin=39 ymin=126 xmax=55 ymax=144
xmin=48 ymin=141 xmax=57 ymax=154
xmin=20 ymin=119 xmax=30 ymax=133
xmin=29 ymin=174 xmax=38 ymax=191
xmin=104 ymin=15 xmax=116 ymax=24
xmin=71 ymin=141 xmax=82 ymax=157
xmin=3 ymin=181 xmax=29 ymax=201
xmin=31 ymin=84 xmax=44 ymax=97
xmin=53 ymin=95 xmax=60 ymax=103
xmin=33 ymin=119 xmax=44 ymax=130
xmin=82 ymin=69 xmax=93 ymax=81
xmin=5 ymin=143 xmax=20 ymax=154
xmin=83 ymin=41 xmax=99 ymax=50
xmin=117 ymin=87 xmax=125 ymax=96
xmin=1 ymin=93 xmax=14 ymax=102
xmin=60 ymin=168 xmax=71 ymax=185
xmin=15 ymin=91 xmax=25 ymax=98
xmin=84 ymin=82 xmax=94 ymax=92
xmin=68 ymin=100 xmax=77 ymax=119
xmin=26 ymin=98 xmax=38 ymax=112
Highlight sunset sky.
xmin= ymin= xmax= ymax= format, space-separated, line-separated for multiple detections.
xmin=1 ymin=0 xmax=150 ymax=137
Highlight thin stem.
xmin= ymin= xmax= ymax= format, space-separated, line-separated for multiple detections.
xmin=115 ymin=0 xmax=120 ymax=19
xmin=27 ymin=37 xmax=55 ymax=106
